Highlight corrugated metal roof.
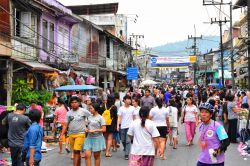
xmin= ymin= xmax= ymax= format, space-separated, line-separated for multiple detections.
xmin=12 ymin=57 xmax=59 ymax=72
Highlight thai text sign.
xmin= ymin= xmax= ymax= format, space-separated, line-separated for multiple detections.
xmin=151 ymin=56 xmax=190 ymax=68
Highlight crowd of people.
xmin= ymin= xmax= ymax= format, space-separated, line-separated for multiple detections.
xmin=0 ymin=84 xmax=250 ymax=166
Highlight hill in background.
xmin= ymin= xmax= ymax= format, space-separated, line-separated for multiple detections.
xmin=152 ymin=36 xmax=219 ymax=56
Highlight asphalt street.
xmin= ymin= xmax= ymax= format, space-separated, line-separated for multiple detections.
xmin=41 ymin=124 xmax=249 ymax=166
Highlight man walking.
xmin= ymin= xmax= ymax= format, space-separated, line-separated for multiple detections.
xmin=3 ymin=103 xmax=30 ymax=166
xmin=61 ymin=97 xmax=91 ymax=166
xmin=141 ymin=89 xmax=155 ymax=110
xmin=117 ymin=95 xmax=134 ymax=160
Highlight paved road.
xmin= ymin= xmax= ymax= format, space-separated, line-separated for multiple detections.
xmin=41 ymin=125 xmax=249 ymax=166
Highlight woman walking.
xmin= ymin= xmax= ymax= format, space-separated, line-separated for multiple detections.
xmin=181 ymin=97 xmax=199 ymax=146
xmin=84 ymin=103 xmax=106 ymax=166
xmin=53 ymin=98 xmax=70 ymax=154
xmin=132 ymin=98 xmax=141 ymax=120
xmin=167 ymin=99 xmax=178 ymax=149
xmin=100 ymin=95 xmax=118 ymax=157
xmin=149 ymin=98 xmax=169 ymax=160
xmin=128 ymin=106 xmax=161 ymax=166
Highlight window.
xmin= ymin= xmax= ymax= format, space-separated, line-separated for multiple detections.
xmin=58 ymin=26 xmax=70 ymax=54
xmin=58 ymin=26 xmax=64 ymax=53
xmin=14 ymin=10 xmax=37 ymax=38
xmin=20 ymin=12 xmax=31 ymax=38
xmin=14 ymin=10 xmax=20 ymax=36
xmin=42 ymin=19 xmax=48 ymax=50
xmin=30 ymin=14 xmax=36 ymax=37
xmin=106 ymin=38 xmax=110 ymax=58
xmin=49 ymin=23 xmax=54 ymax=51
xmin=64 ymin=29 xmax=69 ymax=53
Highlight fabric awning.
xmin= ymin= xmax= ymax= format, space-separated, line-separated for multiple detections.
xmin=12 ymin=57 xmax=59 ymax=72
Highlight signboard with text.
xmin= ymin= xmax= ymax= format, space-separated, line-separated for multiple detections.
xmin=150 ymin=56 xmax=190 ymax=68
xmin=126 ymin=67 xmax=138 ymax=80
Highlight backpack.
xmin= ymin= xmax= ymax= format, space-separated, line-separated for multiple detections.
xmin=102 ymin=106 xmax=113 ymax=125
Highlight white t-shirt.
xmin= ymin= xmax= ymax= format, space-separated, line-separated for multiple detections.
xmin=149 ymin=106 xmax=169 ymax=127
xmin=183 ymin=105 xmax=198 ymax=122
xmin=183 ymin=90 xmax=189 ymax=98
xmin=132 ymin=106 xmax=141 ymax=120
xmin=118 ymin=105 xmax=134 ymax=129
xmin=167 ymin=106 xmax=178 ymax=128
xmin=128 ymin=119 xmax=160 ymax=156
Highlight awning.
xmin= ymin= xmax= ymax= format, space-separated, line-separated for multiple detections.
xmin=12 ymin=57 xmax=59 ymax=72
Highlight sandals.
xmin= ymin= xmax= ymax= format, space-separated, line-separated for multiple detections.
xmin=112 ymin=148 xmax=117 ymax=152
xmin=160 ymin=155 xmax=166 ymax=160
xmin=105 ymin=154 xmax=112 ymax=157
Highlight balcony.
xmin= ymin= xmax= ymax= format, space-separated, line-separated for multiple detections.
xmin=79 ymin=55 xmax=106 ymax=68
xmin=11 ymin=38 xmax=37 ymax=60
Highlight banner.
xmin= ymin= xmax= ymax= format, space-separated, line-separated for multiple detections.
xmin=151 ymin=56 xmax=190 ymax=68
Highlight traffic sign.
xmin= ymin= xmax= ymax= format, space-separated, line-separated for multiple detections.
xmin=126 ymin=67 xmax=138 ymax=80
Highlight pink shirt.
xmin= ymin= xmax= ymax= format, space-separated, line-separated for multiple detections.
xmin=29 ymin=105 xmax=43 ymax=127
xmin=54 ymin=106 xmax=67 ymax=123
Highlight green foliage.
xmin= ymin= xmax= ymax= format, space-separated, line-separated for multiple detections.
xmin=12 ymin=79 xmax=52 ymax=110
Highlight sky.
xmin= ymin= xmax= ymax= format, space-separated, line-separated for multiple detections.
xmin=58 ymin=0 xmax=242 ymax=47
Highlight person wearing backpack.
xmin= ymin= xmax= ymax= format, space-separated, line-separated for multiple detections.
xmin=100 ymin=95 xmax=117 ymax=157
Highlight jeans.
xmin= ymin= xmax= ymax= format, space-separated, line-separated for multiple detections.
xmin=120 ymin=128 xmax=131 ymax=156
xmin=25 ymin=159 xmax=40 ymax=166
xmin=10 ymin=147 xmax=24 ymax=166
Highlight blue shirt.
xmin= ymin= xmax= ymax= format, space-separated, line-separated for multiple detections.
xmin=164 ymin=92 xmax=171 ymax=105
xmin=23 ymin=122 xmax=43 ymax=161
xmin=242 ymin=96 xmax=248 ymax=104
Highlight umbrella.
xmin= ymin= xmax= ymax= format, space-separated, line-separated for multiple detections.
xmin=140 ymin=80 xmax=157 ymax=86
xmin=55 ymin=85 xmax=98 ymax=91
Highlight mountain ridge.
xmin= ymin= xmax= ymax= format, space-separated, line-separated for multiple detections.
xmin=152 ymin=36 xmax=220 ymax=56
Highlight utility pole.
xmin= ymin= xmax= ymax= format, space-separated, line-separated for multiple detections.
xmin=130 ymin=34 xmax=144 ymax=67
xmin=203 ymin=0 xmax=232 ymax=88
xmin=210 ymin=17 xmax=230 ymax=87
xmin=248 ymin=0 xmax=250 ymax=90
xmin=188 ymin=26 xmax=202 ymax=85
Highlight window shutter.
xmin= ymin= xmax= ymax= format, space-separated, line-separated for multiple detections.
xmin=20 ymin=12 xmax=31 ymax=38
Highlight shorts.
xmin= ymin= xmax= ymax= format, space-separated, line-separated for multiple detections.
xmin=84 ymin=136 xmax=106 ymax=152
xmin=170 ymin=127 xmax=178 ymax=138
xmin=156 ymin=126 xmax=168 ymax=138
xmin=69 ymin=133 xmax=85 ymax=151
xmin=197 ymin=161 xmax=224 ymax=166
xmin=106 ymin=125 xmax=113 ymax=133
